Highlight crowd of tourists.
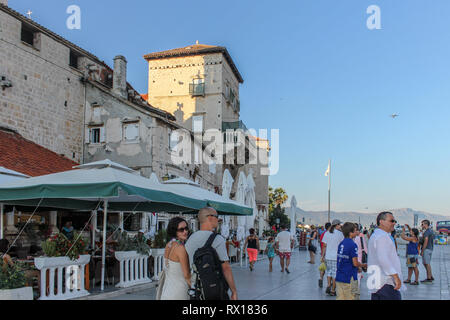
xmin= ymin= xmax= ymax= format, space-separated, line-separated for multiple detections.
xmin=154 ymin=207 xmax=436 ymax=301
xmin=312 ymin=213 xmax=435 ymax=300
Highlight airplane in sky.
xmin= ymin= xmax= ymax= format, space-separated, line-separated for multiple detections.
xmin=390 ymin=114 xmax=399 ymax=119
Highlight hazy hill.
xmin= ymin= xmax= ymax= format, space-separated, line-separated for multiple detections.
xmin=284 ymin=207 xmax=450 ymax=228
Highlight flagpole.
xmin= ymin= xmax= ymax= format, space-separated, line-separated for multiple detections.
xmin=328 ymin=159 xmax=331 ymax=223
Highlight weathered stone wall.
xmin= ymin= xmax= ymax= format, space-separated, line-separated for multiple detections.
xmin=83 ymin=83 xmax=156 ymax=171
xmin=221 ymin=54 xmax=240 ymax=123
xmin=0 ymin=10 xmax=100 ymax=163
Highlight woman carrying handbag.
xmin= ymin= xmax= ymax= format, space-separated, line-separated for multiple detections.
xmin=353 ymin=224 xmax=368 ymax=300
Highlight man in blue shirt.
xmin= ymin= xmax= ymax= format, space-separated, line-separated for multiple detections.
xmin=336 ymin=222 xmax=367 ymax=300
xmin=420 ymin=220 xmax=435 ymax=283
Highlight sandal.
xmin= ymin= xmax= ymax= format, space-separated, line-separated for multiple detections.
xmin=329 ymin=291 xmax=336 ymax=296
xmin=410 ymin=281 xmax=419 ymax=285
xmin=403 ymin=280 xmax=411 ymax=284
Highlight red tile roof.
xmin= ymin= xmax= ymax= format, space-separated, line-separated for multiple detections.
xmin=144 ymin=44 xmax=244 ymax=83
xmin=0 ymin=127 xmax=78 ymax=177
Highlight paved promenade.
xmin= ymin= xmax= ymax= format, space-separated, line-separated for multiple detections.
xmin=110 ymin=243 xmax=449 ymax=300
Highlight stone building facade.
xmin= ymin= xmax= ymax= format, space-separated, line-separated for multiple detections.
xmin=144 ymin=44 xmax=243 ymax=132
xmin=0 ymin=1 xmax=270 ymax=235
xmin=143 ymin=43 xmax=270 ymax=232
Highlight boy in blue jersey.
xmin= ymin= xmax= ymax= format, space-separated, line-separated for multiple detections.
xmin=336 ymin=222 xmax=367 ymax=300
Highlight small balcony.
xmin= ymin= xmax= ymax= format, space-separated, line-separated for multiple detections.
xmin=189 ymin=83 xmax=205 ymax=96
xmin=222 ymin=120 xmax=248 ymax=132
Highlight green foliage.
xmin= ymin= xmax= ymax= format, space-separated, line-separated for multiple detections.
xmin=117 ymin=230 xmax=151 ymax=256
xmin=15 ymin=222 xmax=39 ymax=242
xmin=134 ymin=234 xmax=151 ymax=256
xmin=268 ymin=204 xmax=290 ymax=229
xmin=15 ymin=222 xmax=51 ymax=243
xmin=117 ymin=231 xmax=134 ymax=252
xmin=151 ymin=229 xmax=168 ymax=249
xmin=41 ymin=232 xmax=88 ymax=261
xmin=0 ymin=261 xmax=27 ymax=290
xmin=269 ymin=186 xmax=288 ymax=213
xmin=41 ymin=238 xmax=58 ymax=257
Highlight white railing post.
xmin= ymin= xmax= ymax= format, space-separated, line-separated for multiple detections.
xmin=79 ymin=264 xmax=85 ymax=291
xmin=48 ymin=268 xmax=55 ymax=298
xmin=40 ymin=268 xmax=47 ymax=299
xmin=119 ymin=259 xmax=124 ymax=285
xmin=56 ymin=267 xmax=63 ymax=297
xmin=151 ymin=249 xmax=165 ymax=280
xmin=124 ymin=259 xmax=129 ymax=283
xmin=143 ymin=257 xmax=148 ymax=280
xmin=134 ymin=257 xmax=138 ymax=282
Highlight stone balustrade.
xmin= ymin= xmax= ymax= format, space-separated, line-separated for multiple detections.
xmin=34 ymin=255 xmax=90 ymax=300
xmin=114 ymin=251 xmax=152 ymax=288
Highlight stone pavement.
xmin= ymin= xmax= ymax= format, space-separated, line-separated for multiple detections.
xmin=109 ymin=243 xmax=450 ymax=300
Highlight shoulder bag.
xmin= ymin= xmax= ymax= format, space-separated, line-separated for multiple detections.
xmin=359 ymin=237 xmax=368 ymax=269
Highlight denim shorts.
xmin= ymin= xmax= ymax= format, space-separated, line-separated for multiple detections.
xmin=423 ymin=249 xmax=433 ymax=265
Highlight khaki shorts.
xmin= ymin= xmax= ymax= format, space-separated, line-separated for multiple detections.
xmin=336 ymin=278 xmax=359 ymax=300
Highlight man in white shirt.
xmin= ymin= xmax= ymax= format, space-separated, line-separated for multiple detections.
xmin=321 ymin=219 xmax=344 ymax=296
xmin=275 ymin=226 xmax=295 ymax=273
xmin=367 ymin=211 xmax=404 ymax=300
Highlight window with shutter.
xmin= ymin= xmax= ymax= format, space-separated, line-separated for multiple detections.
xmin=225 ymin=83 xmax=230 ymax=101
xmin=192 ymin=115 xmax=203 ymax=133
xmin=99 ymin=127 xmax=105 ymax=143
xmin=123 ymin=123 xmax=139 ymax=141
xmin=169 ymin=130 xmax=179 ymax=152
xmin=89 ymin=128 xmax=101 ymax=143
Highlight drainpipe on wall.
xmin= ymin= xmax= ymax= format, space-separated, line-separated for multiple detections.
xmin=81 ymin=83 xmax=87 ymax=164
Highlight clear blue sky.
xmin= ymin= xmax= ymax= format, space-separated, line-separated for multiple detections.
xmin=10 ymin=0 xmax=450 ymax=215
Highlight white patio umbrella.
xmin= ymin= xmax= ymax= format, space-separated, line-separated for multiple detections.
xmin=220 ymin=169 xmax=234 ymax=239
xmin=245 ymin=171 xmax=257 ymax=235
xmin=235 ymin=171 xmax=247 ymax=267
xmin=162 ymin=176 xmax=252 ymax=216
xmin=235 ymin=171 xmax=247 ymax=241
xmin=290 ymin=196 xmax=298 ymax=238
xmin=258 ymin=208 xmax=265 ymax=238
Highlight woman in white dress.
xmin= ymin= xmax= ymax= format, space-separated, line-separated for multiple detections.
xmin=160 ymin=217 xmax=191 ymax=300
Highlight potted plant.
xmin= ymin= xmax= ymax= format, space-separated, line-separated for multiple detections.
xmin=115 ymin=230 xmax=151 ymax=256
xmin=34 ymin=232 xmax=90 ymax=300
xmin=114 ymin=231 xmax=152 ymax=288
xmin=0 ymin=260 xmax=33 ymax=300
xmin=40 ymin=232 xmax=88 ymax=261
xmin=150 ymin=229 xmax=168 ymax=256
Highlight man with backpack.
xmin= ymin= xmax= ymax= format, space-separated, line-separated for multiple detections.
xmin=185 ymin=207 xmax=238 ymax=300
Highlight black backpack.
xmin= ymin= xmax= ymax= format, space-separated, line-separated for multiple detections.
xmin=190 ymin=233 xmax=229 ymax=300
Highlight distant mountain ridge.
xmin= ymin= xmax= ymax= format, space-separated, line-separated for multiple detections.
xmin=284 ymin=207 xmax=450 ymax=227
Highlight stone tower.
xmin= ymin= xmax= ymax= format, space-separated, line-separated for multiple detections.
xmin=143 ymin=43 xmax=244 ymax=133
